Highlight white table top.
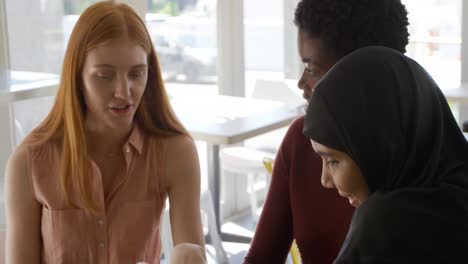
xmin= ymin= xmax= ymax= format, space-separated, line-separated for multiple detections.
xmin=0 ymin=71 xmax=59 ymax=102
xmin=443 ymin=83 xmax=468 ymax=103
xmin=171 ymin=95 xmax=304 ymax=145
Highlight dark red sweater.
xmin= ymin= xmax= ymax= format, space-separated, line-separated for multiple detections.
xmin=244 ymin=116 xmax=354 ymax=264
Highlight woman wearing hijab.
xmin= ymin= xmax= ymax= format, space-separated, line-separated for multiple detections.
xmin=303 ymin=46 xmax=468 ymax=263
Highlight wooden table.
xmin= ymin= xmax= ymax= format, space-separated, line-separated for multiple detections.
xmin=172 ymin=95 xmax=304 ymax=242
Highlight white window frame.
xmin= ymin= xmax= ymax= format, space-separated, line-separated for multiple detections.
xmin=0 ymin=0 xmax=12 ymax=189
xmin=459 ymin=1 xmax=468 ymax=124
xmin=462 ymin=1 xmax=468 ymax=82
xmin=217 ymin=0 xmax=245 ymax=96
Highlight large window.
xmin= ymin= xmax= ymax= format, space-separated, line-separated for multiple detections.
xmin=244 ymin=0 xmax=284 ymax=75
xmin=4 ymin=0 xmax=218 ymax=93
xmin=146 ymin=0 xmax=218 ymax=97
xmin=145 ymin=0 xmax=217 ymax=191
xmin=403 ymin=0 xmax=462 ymax=90
xmin=5 ymin=0 xmax=97 ymax=74
xmin=243 ymin=0 xmax=301 ymax=103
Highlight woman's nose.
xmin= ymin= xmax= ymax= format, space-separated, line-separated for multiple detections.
xmin=297 ymin=69 xmax=307 ymax=91
xmin=321 ymin=170 xmax=335 ymax=189
xmin=114 ymin=76 xmax=131 ymax=99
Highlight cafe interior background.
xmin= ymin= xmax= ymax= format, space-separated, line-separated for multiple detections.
xmin=0 ymin=0 xmax=467 ymax=263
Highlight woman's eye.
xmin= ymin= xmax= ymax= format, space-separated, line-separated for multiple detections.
xmin=308 ymin=69 xmax=324 ymax=81
xmin=327 ymin=160 xmax=339 ymax=167
xmin=306 ymin=68 xmax=316 ymax=75
xmin=309 ymin=70 xmax=322 ymax=79
xmin=96 ymin=73 xmax=114 ymax=80
xmin=304 ymin=65 xmax=319 ymax=77
xmin=130 ymin=71 xmax=145 ymax=79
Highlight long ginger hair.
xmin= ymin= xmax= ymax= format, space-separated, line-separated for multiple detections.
xmin=24 ymin=1 xmax=188 ymax=212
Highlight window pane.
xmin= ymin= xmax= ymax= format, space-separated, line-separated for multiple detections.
xmin=146 ymin=0 xmax=218 ymax=97
xmin=5 ymin=0 xmax=97 ymax=74
xmin=403 ymin=0 xmax=461 ymax=89
xmin=243 ymin=0 xmax=302 ymax=105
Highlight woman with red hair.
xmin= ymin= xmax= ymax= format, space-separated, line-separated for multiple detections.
xmin=4 ymin=2 xmax=205 ymax=263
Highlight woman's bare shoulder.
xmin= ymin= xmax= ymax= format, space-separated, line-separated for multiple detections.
xmin=163 ymin=134 xmax=199 ymax=184
xmin=162 ymin=134 xmax=197 ymax=160
xmin=166 ymin=134 xmax=195 ymax=149
xmin=8 ymin=142 xmax=30 ymax=169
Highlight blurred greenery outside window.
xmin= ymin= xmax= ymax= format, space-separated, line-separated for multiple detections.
xmin=63 ymin=0 xmax=95 ymax=15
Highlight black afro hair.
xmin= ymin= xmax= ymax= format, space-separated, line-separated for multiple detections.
xmin=294 ymin=0 xmax=409 ymax=59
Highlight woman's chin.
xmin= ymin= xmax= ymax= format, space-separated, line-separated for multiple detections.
xmin=348 ymin=197 xmax=360 ymax=207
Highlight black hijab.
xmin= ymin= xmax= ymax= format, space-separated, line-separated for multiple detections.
xmin=303 ymin=46 xmax=468 ymax=263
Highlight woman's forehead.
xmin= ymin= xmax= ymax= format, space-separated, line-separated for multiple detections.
xmin=85 ymin=40 xmax=147 ymax=67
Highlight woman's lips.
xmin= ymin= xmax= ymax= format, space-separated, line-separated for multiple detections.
xmin=109 ymin=104 xmax=131 ymax=114
xmin=338 ymin=191 xmax=359 ymax=207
